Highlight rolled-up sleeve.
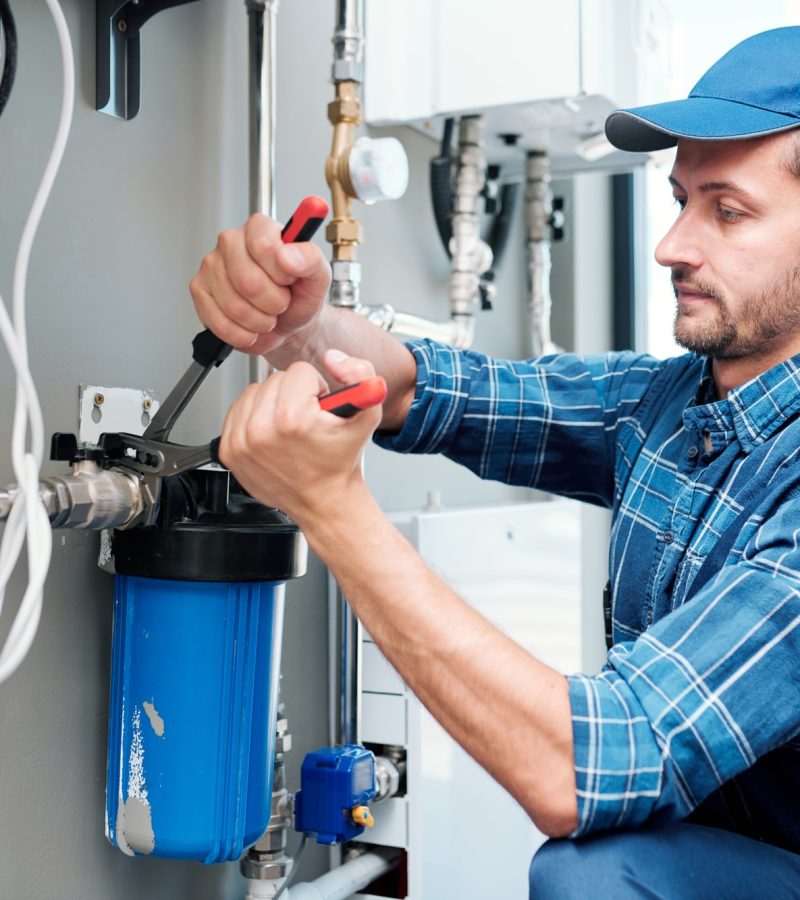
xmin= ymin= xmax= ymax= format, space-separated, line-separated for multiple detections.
xmin=568 ymin=500 xmax=800 ymax=835
xmin=376 ymin=339 xmax=665 ymax=506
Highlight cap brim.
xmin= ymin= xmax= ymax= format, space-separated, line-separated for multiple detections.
xmin=605 ymin=96 xmax=800 ymax=152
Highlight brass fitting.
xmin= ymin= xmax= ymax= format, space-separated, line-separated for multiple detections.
xmin=325 ymin=81 xmax=363 ymax=263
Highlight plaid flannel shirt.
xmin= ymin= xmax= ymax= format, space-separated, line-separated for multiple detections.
xmin=377 ymin=340 xmax=800 ymax=847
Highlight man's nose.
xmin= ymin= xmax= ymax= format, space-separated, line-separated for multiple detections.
xmin=654 ymin=209 xmax=704 ymax=270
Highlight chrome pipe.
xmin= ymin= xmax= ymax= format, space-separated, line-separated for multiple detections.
xmin=247 ymin=0 xmax=278 ymax=220
xmin=362 ymin=305 xmax=476 ymax=349
xmin=332 ymin=0 xmax=364 ymax=83
xmin=247 ymin=0 xmax=279 ymax=383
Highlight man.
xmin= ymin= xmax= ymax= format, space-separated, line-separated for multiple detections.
xmin=190 ymin=28 xmax=800 ymax=898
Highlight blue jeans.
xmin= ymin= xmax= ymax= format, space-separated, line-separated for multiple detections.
xmin=529 ymin=823 xmax=800 ymax=899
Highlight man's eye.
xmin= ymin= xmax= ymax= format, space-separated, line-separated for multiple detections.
xmin=718 ymin=206 xmax=742 ymax=223
xmin=672 ymin=196 xmax=687 ymax=210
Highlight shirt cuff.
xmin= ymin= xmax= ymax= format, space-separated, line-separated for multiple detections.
xmin=568 ymin=668 xmax=665 ymax=836
xmin=374 ymin=339 xmax=471 ymax=455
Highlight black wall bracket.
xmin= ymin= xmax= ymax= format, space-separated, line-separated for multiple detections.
xmin=96 ymin=0 xmax=202 ymax=121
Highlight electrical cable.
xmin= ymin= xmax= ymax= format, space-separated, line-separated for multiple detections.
xmin=272 ymin=834 xmax=309 ymax=900
xmin=0 ymin=0 xmax=17 ymax=119
xmin=0 ymin=0 xmax=74 ymax=683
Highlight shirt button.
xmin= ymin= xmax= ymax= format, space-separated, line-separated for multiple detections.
xmin=687 ymin=446 xmax=699 ymax=459
xmin=662 ymin=530 xmax=674 ymax=543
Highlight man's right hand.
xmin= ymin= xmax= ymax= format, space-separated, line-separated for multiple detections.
xmin=189 ymin=213 xmax=332 ymax=357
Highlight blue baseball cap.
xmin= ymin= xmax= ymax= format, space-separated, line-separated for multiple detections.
xmin=605 ymin=27 xmax=800 ymax=152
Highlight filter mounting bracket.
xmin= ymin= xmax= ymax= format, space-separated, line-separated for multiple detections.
xmin=96 ymin=0 xmax=202 ymax=120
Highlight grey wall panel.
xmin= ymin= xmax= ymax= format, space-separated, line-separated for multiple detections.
xmin=0 ymin=1 xmax=612 ymax=897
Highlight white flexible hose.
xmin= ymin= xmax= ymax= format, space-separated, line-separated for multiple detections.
xmin=0 ymin=0 xmax=75 ymax=683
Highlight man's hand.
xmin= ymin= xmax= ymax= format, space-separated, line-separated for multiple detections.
xmin=189 ymin=213 xmax=332 ymax=356
xmin=218 ymin=349 xmax=381 ymax=524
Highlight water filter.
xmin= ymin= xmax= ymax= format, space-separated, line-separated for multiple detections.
xmin=104 ymin=470 xmax=307 ymax=863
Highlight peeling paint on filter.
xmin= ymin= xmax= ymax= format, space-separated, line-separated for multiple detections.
xmin=118 ymin=706 xmax=155 ymax=855
xmin=142 ymin=699 xmax=165 ymax=737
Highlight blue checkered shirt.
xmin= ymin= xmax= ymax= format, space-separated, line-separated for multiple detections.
xmin=377 ymin=340 xmax=800 ymax=848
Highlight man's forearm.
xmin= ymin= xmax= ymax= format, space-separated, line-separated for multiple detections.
xmin=296 ymin=483 xmax=580 ymax=838
xmin=265 ymin=306 xmax=417 ymax=432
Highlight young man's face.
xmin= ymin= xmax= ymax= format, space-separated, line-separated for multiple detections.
xmin=655 ymin=132 xmax=800 ymax=360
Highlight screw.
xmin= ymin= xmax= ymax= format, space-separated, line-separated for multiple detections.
xmin=142 ymin=398 xmax=152 ymax=411
xmin=94 ymin=393 xmax=105 ymax=406
xmin=117 ymin=19 xmax=128 ymax=32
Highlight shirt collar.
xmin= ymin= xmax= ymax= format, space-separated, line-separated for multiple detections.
xmin=683 ymin=354 xmax=800 ymax=452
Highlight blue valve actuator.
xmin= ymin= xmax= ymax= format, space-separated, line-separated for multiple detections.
xmin=295 ymin=745 xmax=377 ymax=845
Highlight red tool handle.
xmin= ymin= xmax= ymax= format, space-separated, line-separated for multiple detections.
xmin=281 ymin=195 xmax=329 ymax=243
xmin=318 ymin=376 xmax=388 ymax=418
xmin=208 ymin=376 xmax=387 ymax=462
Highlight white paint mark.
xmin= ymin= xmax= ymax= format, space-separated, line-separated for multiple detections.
xmin=143 ymin=699 xmax=165 ymax=738
xmin=116 ymin=705 xmax=155 ymax=855
xmin=128 ymin=707 xmax=147 ymax=801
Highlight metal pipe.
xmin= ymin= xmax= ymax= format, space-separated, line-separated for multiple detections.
xmin=361 ymin=305 xmax=475 ymax=349
xmin=242 ymin=704 xmax=295 ymax=897
xmin=525 ymin=150 xmax=555 ymax=357
xmin=327 ymin=0 xmax=364 ymax=309
xmin=247 ymin=0 xmax=279 ymax=383
xmin=332 ymin=0 xmax=364 ymax=84
xmin=0 ymin=464 xmax=144 ymax=530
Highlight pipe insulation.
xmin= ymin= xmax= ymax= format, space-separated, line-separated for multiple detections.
xmin=449 ymin=116 xmax=492 ymax=319
xmin=525 ymin=151 xmax=555 ymax=357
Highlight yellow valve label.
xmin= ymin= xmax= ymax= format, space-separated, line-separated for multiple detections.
xmin=351 ymin=805 xmax=374 ymax=828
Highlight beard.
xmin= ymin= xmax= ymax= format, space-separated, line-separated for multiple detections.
xmin=672 ymin=264 xmax=800 ymax=359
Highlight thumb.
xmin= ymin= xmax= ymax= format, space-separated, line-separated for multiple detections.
xmin=324 ymin=349 xmax=376 ymax=385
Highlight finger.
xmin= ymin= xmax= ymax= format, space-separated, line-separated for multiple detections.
xmin=217 ymin=225 xmax=292 ymax=319
xmin=273 ymin=362 xmax=330 ymax=432
xmin=191 ymin=283 xmax=261 ymax=351
xmin=323 ymin=349 xmax=377 ymax=385
xmin=247 ymin=214 xmax=331 ymax=300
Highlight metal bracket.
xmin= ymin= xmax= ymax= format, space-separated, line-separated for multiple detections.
xmin=96 ymin=0 xmax=202 ymax=120
xmin=78 ymin=385 xmax=160 ymax=444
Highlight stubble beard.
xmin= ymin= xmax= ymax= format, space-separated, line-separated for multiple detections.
xmin=671 ymin=265 xmax=800 ymax=360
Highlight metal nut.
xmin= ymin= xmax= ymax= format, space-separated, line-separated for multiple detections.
xmin=326 ymin=219 xmax=363 ymax=244
xmin=142 ymin=398 xmax=152 ymax=412
xmin=327 ymin=97 xmax=362 ymax=124
xmin=94 ymin=393 xmax=105 ymax=406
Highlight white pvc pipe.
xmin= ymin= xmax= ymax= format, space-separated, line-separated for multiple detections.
xmin=284 ymin=851 xmax=398 ymax=900
xmin=245 ymin=877 xmax=287 ymax=900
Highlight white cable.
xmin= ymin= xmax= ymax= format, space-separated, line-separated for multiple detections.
xmin=0 ymin=0 xmax=74 ymax=683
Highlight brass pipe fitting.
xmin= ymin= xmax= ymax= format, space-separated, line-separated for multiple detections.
xmin=325 ymin=81 xmax=363 ymax=262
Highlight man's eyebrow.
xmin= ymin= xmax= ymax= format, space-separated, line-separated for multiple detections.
xmin=668 ymin=174 xmax=756 ymax=200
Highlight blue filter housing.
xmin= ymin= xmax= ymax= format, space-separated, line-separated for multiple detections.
xmin=105 ymin=470 xmax=307 ymax=863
